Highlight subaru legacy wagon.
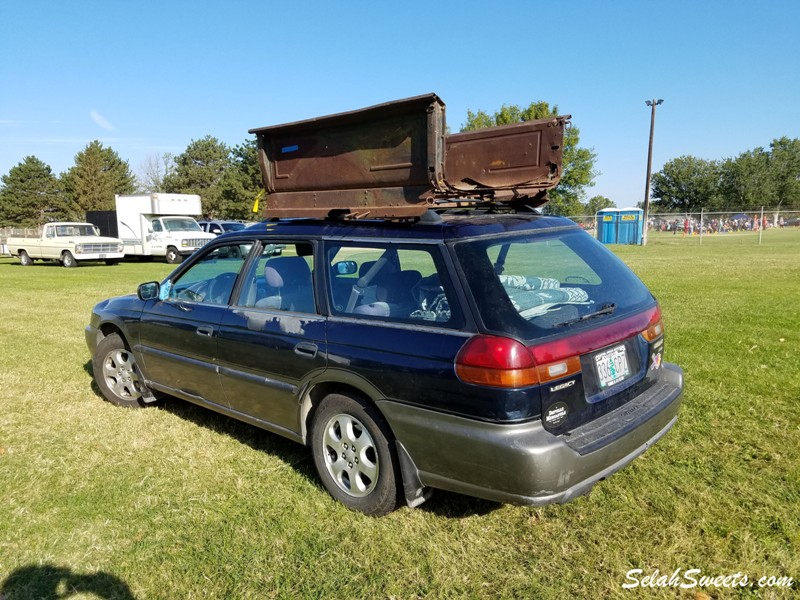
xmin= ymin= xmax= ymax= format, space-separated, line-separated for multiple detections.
xmin=86 ymin=211 xmax=683 ymax=515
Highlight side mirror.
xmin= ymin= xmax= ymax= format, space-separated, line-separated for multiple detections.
xmin=137 ymin=281 xmax=160 ymax=301
xmin=334 ymin=260 xmax=358 ymax=275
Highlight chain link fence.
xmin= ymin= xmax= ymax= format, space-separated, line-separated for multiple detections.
xmin=565 ymin=209 xmax=800 ymax=244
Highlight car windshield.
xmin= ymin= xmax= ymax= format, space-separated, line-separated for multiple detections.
xmin=162 ymin=218 xmax=202 ymax=232
xmin=453 ymin=229 xmax=655 ymax=341
xmin=55 ymin=224 xmax=98 ymax=237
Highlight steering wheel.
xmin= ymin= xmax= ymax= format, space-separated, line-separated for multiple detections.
xmin=178 ymin=287 xmax=205 ymax=302
xmin=205 ymin=273 xmax=236 ymax=304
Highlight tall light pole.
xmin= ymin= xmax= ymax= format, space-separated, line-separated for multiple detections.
xmin=642 ymin=98 xmax=663 ymax=246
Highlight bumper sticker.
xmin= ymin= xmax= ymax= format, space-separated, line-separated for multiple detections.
xmin=650 ymin=352 xmax=662 ymax=371
xmin=545 ymin=401 xmax=569 ymax=427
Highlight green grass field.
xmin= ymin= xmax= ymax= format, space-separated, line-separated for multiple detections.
xmin=1 ymin=229 xmax=798 ymax=599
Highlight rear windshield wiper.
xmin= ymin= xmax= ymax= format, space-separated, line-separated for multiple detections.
xmin=554 ymin=303 xmax=616 ymax=327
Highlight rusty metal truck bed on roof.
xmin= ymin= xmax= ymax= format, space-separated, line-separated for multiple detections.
xmin=249 ymin=94 xmax=570 ymax=219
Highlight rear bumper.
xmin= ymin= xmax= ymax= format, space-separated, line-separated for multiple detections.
xmin=379 ymin=362 xmax=683 ymax=506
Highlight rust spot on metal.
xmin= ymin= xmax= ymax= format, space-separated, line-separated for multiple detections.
xmin=249 ymin=94 xmax=568 ymax=219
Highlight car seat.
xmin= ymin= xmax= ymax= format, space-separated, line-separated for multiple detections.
xmin=352 ymin=261 xmax=421 ymax=318
xmin=256 ymin=256 xmax=315 ymax=313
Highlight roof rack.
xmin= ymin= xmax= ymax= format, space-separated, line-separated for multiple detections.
xmin=249 ymin=93 xmax=569 ymax=221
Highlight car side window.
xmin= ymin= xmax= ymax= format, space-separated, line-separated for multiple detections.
xmin=164 ymin=243 xmax=252 ymax=305
xmin=238 ymin=242 xmax=316 ymax=314
xmin=327 ymin=243 xmax=458 ymax=326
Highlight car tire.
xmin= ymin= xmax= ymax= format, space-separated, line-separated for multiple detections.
xmin=311 ymin=392 xmax=401 ymax=516
xmin=165 ymin=247 xmax=182 ymax=264
xmin=61 ymin=251 xmax=78 ymax=268
xmin=19 ymin=250 xmax=33 ymax=266
xmin=93 ymin=333 xmax=157 ymax=408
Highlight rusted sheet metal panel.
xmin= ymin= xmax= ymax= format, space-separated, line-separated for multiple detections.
xmin=249 ymin=94 xmax=569 ymax=219
xmin=444 ymin=116 xmax=569 ymax=203
xmin=249 ymin=94 xmax=445 ymax=219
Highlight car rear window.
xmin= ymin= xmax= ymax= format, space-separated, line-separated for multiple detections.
xmin=453 ymin=229 xmax=655 ymax=340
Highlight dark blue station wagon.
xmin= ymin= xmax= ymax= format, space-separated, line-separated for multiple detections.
xmin=86 ymin=212 xmax=684 ymax=515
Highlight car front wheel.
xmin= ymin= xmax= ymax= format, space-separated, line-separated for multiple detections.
xmin=165 ymin=247 xmax=182 ymax=264
xmin=62 ymin=251 xmax=78 ymax=268
xmin=311 ymin=393 xmax=401 ymax=516
xmin=93 ymin=333 xmax=157 ymax=408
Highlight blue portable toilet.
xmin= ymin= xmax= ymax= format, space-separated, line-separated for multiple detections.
xmin=596 ymin=208 xmax=643 ymax=244
xmin=617 ymin=208 xmax=643 ymax=244
xmin=597 ymin=209 xmax=618 ymax=244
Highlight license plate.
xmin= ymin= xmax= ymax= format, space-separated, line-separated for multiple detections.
xmin=99 ymin=253 xmax=107 ymax=258
xmin=595 ymin=345 xmax=630 ymax=388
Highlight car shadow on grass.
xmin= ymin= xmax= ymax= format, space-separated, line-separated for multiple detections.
xmin=161 ymin=396 xmax=317 ymax=479
xmin=83 ymin=361 xmax=502 ymax=518
xmin=82 ymin=360 xmax=317 ymax=482
xmin=0 ymin=564 xmax=136 ymax=600
xmin=418 ymin=491 xmax=502 ymax=518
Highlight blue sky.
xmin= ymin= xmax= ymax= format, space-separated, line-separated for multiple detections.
xmin=1 ymin=1 xmax=798 ymax=208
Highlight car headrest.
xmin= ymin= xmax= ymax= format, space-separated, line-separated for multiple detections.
xmin=264 ymin=256 xmax=312 ymax=289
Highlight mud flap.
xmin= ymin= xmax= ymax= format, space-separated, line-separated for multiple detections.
xmin=396 ymin=440 xmax=431 ymax=508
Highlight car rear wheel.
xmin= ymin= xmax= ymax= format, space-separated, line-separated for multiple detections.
xmin=62 ymin=251 xmax=78 ymax=268
xmin=93 ymin=333 xmax=157 ymax=408
xmin=311 ymin=392 xmax=401 ymax=515
xmin=19 ymin=250 xmax=33 ymax=266
xmin=165 ymin=246 xmax=182 ymax=264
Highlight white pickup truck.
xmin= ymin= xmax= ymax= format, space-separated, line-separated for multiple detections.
xmin=7 ymin=222 xmax=125 ymax=267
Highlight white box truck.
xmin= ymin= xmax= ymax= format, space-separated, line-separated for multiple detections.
xmin=87 ymin=194 xmax=216 ymax=263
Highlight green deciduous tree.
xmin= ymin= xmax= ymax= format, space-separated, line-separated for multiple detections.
xmin=163 ymin=136 xmax=231 ymax=218
xmin=650 ymin=156 xmax=721 ymax=213
xmin=718 ymin=150 xmax=771 ymax=211
xmin=460 ymin=101 xmax=598 ymax=216
xmin=62 ymin=140 xmax=136 ymax=217
xmin=218 ymin=139 xmax=262 ymax=220
xmin=0 ymin=156 xmax=66 ymax=226
xmin=585 ymin=195 xmax=615 ymax=215
xmin=654 ymin=138 xmax=800 ymax=213
xmin=765 ymin=137 xmax=800 ymax=208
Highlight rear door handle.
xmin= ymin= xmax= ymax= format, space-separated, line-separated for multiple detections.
xmin=196 ymin=326 xmax=214 ymax=337
xmin=294 ymin=342 xmax=318 ymax=359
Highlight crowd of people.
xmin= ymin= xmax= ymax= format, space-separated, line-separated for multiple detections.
xmin=651 ymin=214 xmax=796 ymax=236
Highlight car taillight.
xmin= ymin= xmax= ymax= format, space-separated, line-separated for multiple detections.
xmin=455 ymin=336 xmax=538 ymax=388
xmin=455 ymin=305 xmax=663 ymax=389
xmin=641 ymin=306 xmax=664 ymax=341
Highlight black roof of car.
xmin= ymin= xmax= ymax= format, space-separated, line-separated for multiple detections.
xmin=219 ymin=213 xmax=580 ymax=242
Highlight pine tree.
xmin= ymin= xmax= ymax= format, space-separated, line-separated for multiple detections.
xmin=0 ymin=156 xmax=65 ymax=226
xmin=163 ymin=136 xmax=231 ymax=218
xmin=62 ymin=140 xmax=136 ymax=215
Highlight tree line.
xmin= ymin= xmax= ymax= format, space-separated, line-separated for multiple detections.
xmin=0 ymin=136 xmax=261 ymax=227
xmin=0 ymin=100 xmax=612 ymax=228
xmin=649 ymin=137 xmax=800 ymax=213
xmin=2 ymin=100 xmax=797 ymax=228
